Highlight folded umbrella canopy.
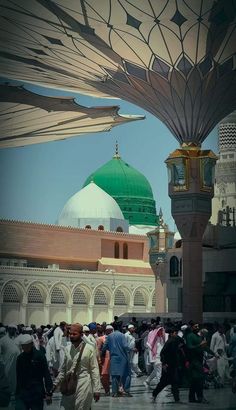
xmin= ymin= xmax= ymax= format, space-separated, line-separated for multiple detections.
xmin=0 ymin=0 xmax=236 ymax=144
xmin=0 ymin=84 xmax=144 ymax=148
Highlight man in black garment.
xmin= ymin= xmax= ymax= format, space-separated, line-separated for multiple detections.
xmin=15 ymin=334 xmax=53 ymax=410
xmin=152 ymin=327 xmax=185 ymax=403
xmin=186 ymin=322 xmax=209 ymax=403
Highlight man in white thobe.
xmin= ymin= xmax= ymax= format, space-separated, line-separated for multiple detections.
xmin=46 ymin=322 xmax=67 ymax=375
xmin=210 ymin=325 xmax=227 ymax=354
xmin=125 ymin=324 xmax=142 ymax=377
xmin=0 ymin=327 xmax=20 ymax=394
xmin=53 ymin=323 xmax=100 ymax=410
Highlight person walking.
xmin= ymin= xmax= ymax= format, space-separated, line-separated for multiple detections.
xmin=0 ymin=326 xmax=20 ymax=396
xmin=102 ymin=322 xmax=132 ymax=397
xmin=143 ymin=326 xmax=166 ymax=388
xmin=125 ymin=324 xmax=142 ymax=377
xmin=186 ymin=322 xmax=209 ymax=403
xmin=152 ymin=327 xmax=185 ymax=403
xmin=53 ymin=323 xmax=100 ymax=410
xmin=97 ymin=325 xmax=113 ymax=395
xmin=15 ymin=334 xmax=53 ymax=410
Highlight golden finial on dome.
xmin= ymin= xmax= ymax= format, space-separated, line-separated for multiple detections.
xmin=113 ymin=140 xmax=121 ymax=158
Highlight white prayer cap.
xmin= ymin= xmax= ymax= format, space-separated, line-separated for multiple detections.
xmin=43 ymin=327 xmax=49 ymax=333
xmin=25 ymin=326 xmax=32 ymax=332
xmin=128 ymin=324 xmax=134 ymax=329
xmin=83 ymin=325 xmax=89 ymax=332
xmin=181 ymin=325 xmax=188 ymax=331
xmin=8 ymin=323 xmax=17 ymax=329
xmin=19 ymin=334 xmax=33 ymax=345
xmin=106 ymin=325 xmax=114 ymax=330
xmin=0 ymin=327 xmax=6 ymax=334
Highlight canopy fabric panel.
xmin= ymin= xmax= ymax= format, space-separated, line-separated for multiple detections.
xmin=0 ymin=0 xmax=236 ymax=143
xmin=0 ymin=84 xmax=144 ymax=148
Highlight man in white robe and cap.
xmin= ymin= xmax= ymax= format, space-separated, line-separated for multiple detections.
xmin=53 ymin=323 xmax=100 ymax=410
xmin=46 ymin=322 xmax=67 ymax=376
xmin=0 ymin=326 xmax=20 ymax=395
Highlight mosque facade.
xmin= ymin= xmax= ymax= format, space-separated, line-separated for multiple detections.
xmin=0 ymin=152 xmax=159 ymax=326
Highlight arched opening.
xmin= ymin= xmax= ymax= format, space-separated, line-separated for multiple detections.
xmin=180 ymin=258 xmax=182 ymax=277
xmin=3 ymin=284 xmax=20 ymax=303
xmin=170 ymin=256 xmax=179 ymax=277
xmin=116 ymin=226 xmax=123 ymax=232
xmin=27 ymin=285 xmax=43 ymax=303
xmin=114 ymin=242 xmax=119 ymax=258
xmin=73 ymin=288 xmax=87 ymax=304
xmin=85 ymin=225 xmax=91 ymax=229
xmin=114 ymin=289 xmax=127 ymax=305
xmin=123 ymin=243 xmax=128 ymax=259
xmin=134 ymin=290 xmax=145 ymax=306
xmin=94 ymin=289 xmax=107 ymax=305
xmin=98 ymin=225 xmax=104 ymax=230
xmin=51 ymin=286 xmax=66 ymax=304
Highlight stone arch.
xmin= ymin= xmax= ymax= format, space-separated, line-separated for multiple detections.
xmin=1 ymin=280 xmax=25 ymax=303
xmin=26 ymin=281 xmax=48 ymax=304
xmin=132 ymin=286 xmax=149 ymax=307
xmin=50 ymin=282 xmax=71 ymax=305
xmin=113 ymin=285 xmax=131 ymax=306
xmin=92 ymin=284 xmax=111 ymax=305
xmin=72 ymin=284 xmax=91 ymax=305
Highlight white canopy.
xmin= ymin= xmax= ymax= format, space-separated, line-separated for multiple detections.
xmin=0 ymin=0 xmax=236 ymax=144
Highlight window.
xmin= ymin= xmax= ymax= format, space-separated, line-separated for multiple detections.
xmin=134 ymin=290 xmax=145 ymax=306
xmin=114 ymin=289 xmax=126 ymax=305
xmin=98 ymin=225 xmax=104 ymax=230
xmin=180 ymin=258 xmax=182 ymax=277
xmin=94 ymin=289 xmax=107 ymax=305
xmin=3 ymin=284 xmax=19 ymax=302
xmin=170 ymin=256 xmax=179 ymax=277
xmin=51 ymin=287 xmax=66 ymax=304
xmin=28 ymin=285 xmax=43 ymax=303
xmin=85 ymin=225 xmax=91 ymax=229
xmin=152 ymin=293 xmax=156 ymax=307
xmin=123 ymin=243 xmax=128 ymax=259
xmin=73 ymin=288 xmax=87 ymax=304
xmin=116 ymin=226 xmax=123 ymax=232
xmin=114 ymin=242 xmax=119 ymax=258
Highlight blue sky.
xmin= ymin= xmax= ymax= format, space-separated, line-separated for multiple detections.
xmin=0 ymin=82 xmax=218 ymax=231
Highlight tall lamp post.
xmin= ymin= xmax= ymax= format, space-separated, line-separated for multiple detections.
xmin=165 ymin=144 xmax=217 ymax=322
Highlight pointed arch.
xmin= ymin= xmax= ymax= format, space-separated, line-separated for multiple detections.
xmin=2 ymin=280 xmax=24 ymax=303
xmin=123 ymin=242 xmax=128 ymax=259
xmin=114 ymin=242 xmax=119 ymax=258
xmin=50 ymin=282 xmax=71 ymax=304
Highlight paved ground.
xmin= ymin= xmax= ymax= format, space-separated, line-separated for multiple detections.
xmin=8 ymin=377 xmax=236 ymax=410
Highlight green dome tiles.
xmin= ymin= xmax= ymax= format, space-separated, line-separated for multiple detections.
xmin=83 ymin=155 xmax=157 ymax=226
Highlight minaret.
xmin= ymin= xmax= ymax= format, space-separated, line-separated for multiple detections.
xmin=211 ymin=112 xmax=236 ymax=226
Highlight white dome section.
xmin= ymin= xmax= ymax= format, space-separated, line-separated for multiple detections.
xmin=129 ymin=225 xmax=157 ymax=235
xmin=174 ymin=231 xmax=181 ymax=240
xmin=58 ymin=182 xmax=128 ymax=232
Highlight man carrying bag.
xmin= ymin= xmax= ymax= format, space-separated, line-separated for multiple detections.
xmin=53 ymin=323 xmax=100 ymax=410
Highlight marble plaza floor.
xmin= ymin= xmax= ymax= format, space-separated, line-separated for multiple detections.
xmin=49 ymin=376 xmax=235 ymax=410
xmin=8 ymin=377 xmax=236 ymax=410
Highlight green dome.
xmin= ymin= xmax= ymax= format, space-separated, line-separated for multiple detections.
xmin=83 ymin=154 xmax=157 ymax=226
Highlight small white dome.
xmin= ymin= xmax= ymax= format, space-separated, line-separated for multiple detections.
xmin=174 ymin=231 xmax=181 ymax=240
xmin=58 ymin=182 xmax=124 ymax=225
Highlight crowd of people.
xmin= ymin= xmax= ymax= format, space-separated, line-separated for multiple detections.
xmin=0 ymin=316 xmax=236 ymax=409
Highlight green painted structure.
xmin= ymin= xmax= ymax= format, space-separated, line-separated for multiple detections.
xmin=83 ymin=152 xmax=158 ymax=226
